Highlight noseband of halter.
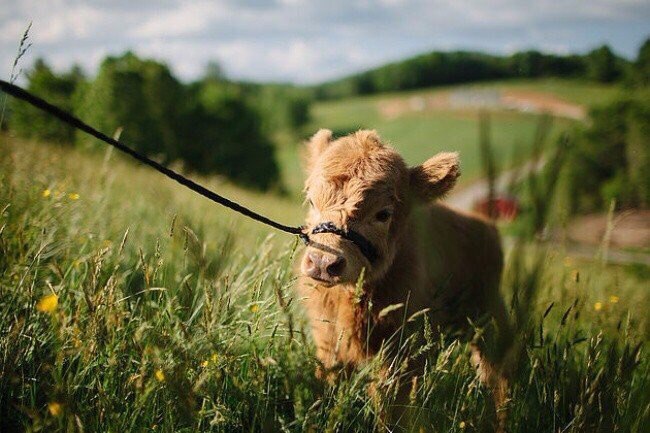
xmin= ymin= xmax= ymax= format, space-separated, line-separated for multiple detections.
xmin=303 ymin=221 xmax=379 ymax=264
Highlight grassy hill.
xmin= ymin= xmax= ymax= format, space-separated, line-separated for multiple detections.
xmin=1 ymin=104 xmax=648 ymax=432
xmin=278 ymin=78 xmax=621 ymax=197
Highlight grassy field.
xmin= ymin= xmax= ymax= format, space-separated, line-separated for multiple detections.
xmin=1 ymin=130 xmax=648 ymax=432
xmin=277 ymin=79 xmax=621 ymax=197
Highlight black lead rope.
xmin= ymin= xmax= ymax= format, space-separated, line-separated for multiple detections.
xmin=0 ymin=79 xmax=378 ymax=264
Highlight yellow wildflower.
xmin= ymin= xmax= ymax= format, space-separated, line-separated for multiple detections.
xmin=609 ymin=295 xmax=619 ymax=304
xmin=155 ymin=369 xmax=165 ymax=382
xmin=42 ymin=189 xmax=51 ymax=198
xmin=200 ymin=360 xmax=209 ymax=368
xmin=594 ymin=302 xmax=603 ymax=312
xmin=68 ymin=193 xmax=80 ymax=200
xmin=36 ymin=293 xmax=58 ymax=313
xmin=459 ymin=420 xmax=466 ymax=429
xmin=249 ymin=304 xmax=260 ymax=313
xmin=48 ymin=402 xmax=63 ymax=417
xmin=211 ymin=353 xmax=218 ymax=363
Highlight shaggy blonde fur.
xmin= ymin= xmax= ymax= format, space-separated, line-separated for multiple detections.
xmin=297 ymin=129 xmax=512 ymax=431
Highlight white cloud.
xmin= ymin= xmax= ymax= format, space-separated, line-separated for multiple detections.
xmin=0 ymin=19 xmax=30 ymax=44
xmin=131 ymin=2 xmax=227 ymax=39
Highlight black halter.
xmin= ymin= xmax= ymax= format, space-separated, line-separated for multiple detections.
xmin=306 ymin=221 xmax=379 ymax=264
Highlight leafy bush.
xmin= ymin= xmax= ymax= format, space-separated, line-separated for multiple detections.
xmin=528 ymin=40 xmax=650 ymax=216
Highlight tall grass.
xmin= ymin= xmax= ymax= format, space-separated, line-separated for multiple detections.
xmin=0 ymin=22 xmax=32 ymax=130
xmin=0 ymin=132 xmax=648 ymax=432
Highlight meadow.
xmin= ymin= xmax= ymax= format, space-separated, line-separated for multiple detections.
xmin=277 ymin=79 xmax=621 ymax=196
xmin=0 ymin=78 xmax=648 ymax=432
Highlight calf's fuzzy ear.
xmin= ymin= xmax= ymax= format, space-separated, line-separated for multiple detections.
xmin=409 ymin=152 xmax=460 ymax=201
xmin=303 ymin=129 xmax=333 ymax=172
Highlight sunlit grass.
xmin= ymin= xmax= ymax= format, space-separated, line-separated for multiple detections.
xmin=0 ymin=134 xmax=648 ymax=432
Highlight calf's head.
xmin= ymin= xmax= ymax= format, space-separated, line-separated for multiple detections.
xmin=300 ymin=129 xmax=460 ymax=285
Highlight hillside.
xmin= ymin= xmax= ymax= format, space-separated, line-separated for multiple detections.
xmin=2 ymin=136 xmax=305 ymax=252
xmin=278 ymin=78 xmax=620 ymax=197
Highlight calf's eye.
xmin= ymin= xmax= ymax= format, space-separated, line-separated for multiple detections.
xmin=375 ymin=209 xmax=392 ymax=222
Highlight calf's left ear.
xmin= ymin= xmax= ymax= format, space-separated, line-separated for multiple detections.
xmin=409 ymin=152 xmax=460 ymax=201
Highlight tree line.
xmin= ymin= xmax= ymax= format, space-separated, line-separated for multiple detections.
xmin=7 ymin=52 xmax=311 ymax=190
xmin=5 ymin=41 xmax=647 ymax=192
xmin=314 ymin=44 xmax=637 ymax=99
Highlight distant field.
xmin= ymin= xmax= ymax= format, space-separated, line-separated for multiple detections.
xmin=278 ymin=79 xmax=620 ymax=197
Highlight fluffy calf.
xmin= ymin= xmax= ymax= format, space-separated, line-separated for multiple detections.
xmin=296 ymin=129 xmax=512 ymax=429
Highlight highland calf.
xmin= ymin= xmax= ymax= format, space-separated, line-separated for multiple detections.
xmin=297 ymin=129 xmax=512 ymax=430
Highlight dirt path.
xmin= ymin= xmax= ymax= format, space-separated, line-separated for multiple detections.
xmin=378 ymin=89 xmax=586 ymax=120
xmin=564 ymin=211 xmax=650 ymax=249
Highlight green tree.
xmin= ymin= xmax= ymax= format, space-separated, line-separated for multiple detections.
xmin=74 ymin=52 xmax=183 ymax=161
xmin=586 ymin=45 xmax=621 ymax=83
xmin=631 ymin=38 xmax=650 ymax=87
xmin=246 ymin=84 xmax=311 ymax=134
xmin=180 ymin=81 xmax=280 ymax=189
xmin=564 ymin=96 xmax=649 ymax=213
xmin=626 ymin=97 xmax=650 ymax=207
xmin=204 ymin=61 xmax=226 ymax=81
xmin=510 ymin=51 xmax=544 ymax=77
xmin=11 ymin=59 xmax=84 ymax=143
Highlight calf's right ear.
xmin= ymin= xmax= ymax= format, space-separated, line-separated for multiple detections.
xmin=303 ymin=129 xmax=333 ymax=172
xmin=409 ymin=152 xmax=460 ymax=201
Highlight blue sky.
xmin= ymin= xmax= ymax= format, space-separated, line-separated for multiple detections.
xmin=1 ymin=0 xmax=648 ymax=84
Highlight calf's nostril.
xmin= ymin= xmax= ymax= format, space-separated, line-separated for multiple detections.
xmin=307 ymin=252 xmax=321 ymax=268
xmin=326 ymin=256 xmax=346 ymax=277
xmin=304 ymin=251 xmax=323 ymax=278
